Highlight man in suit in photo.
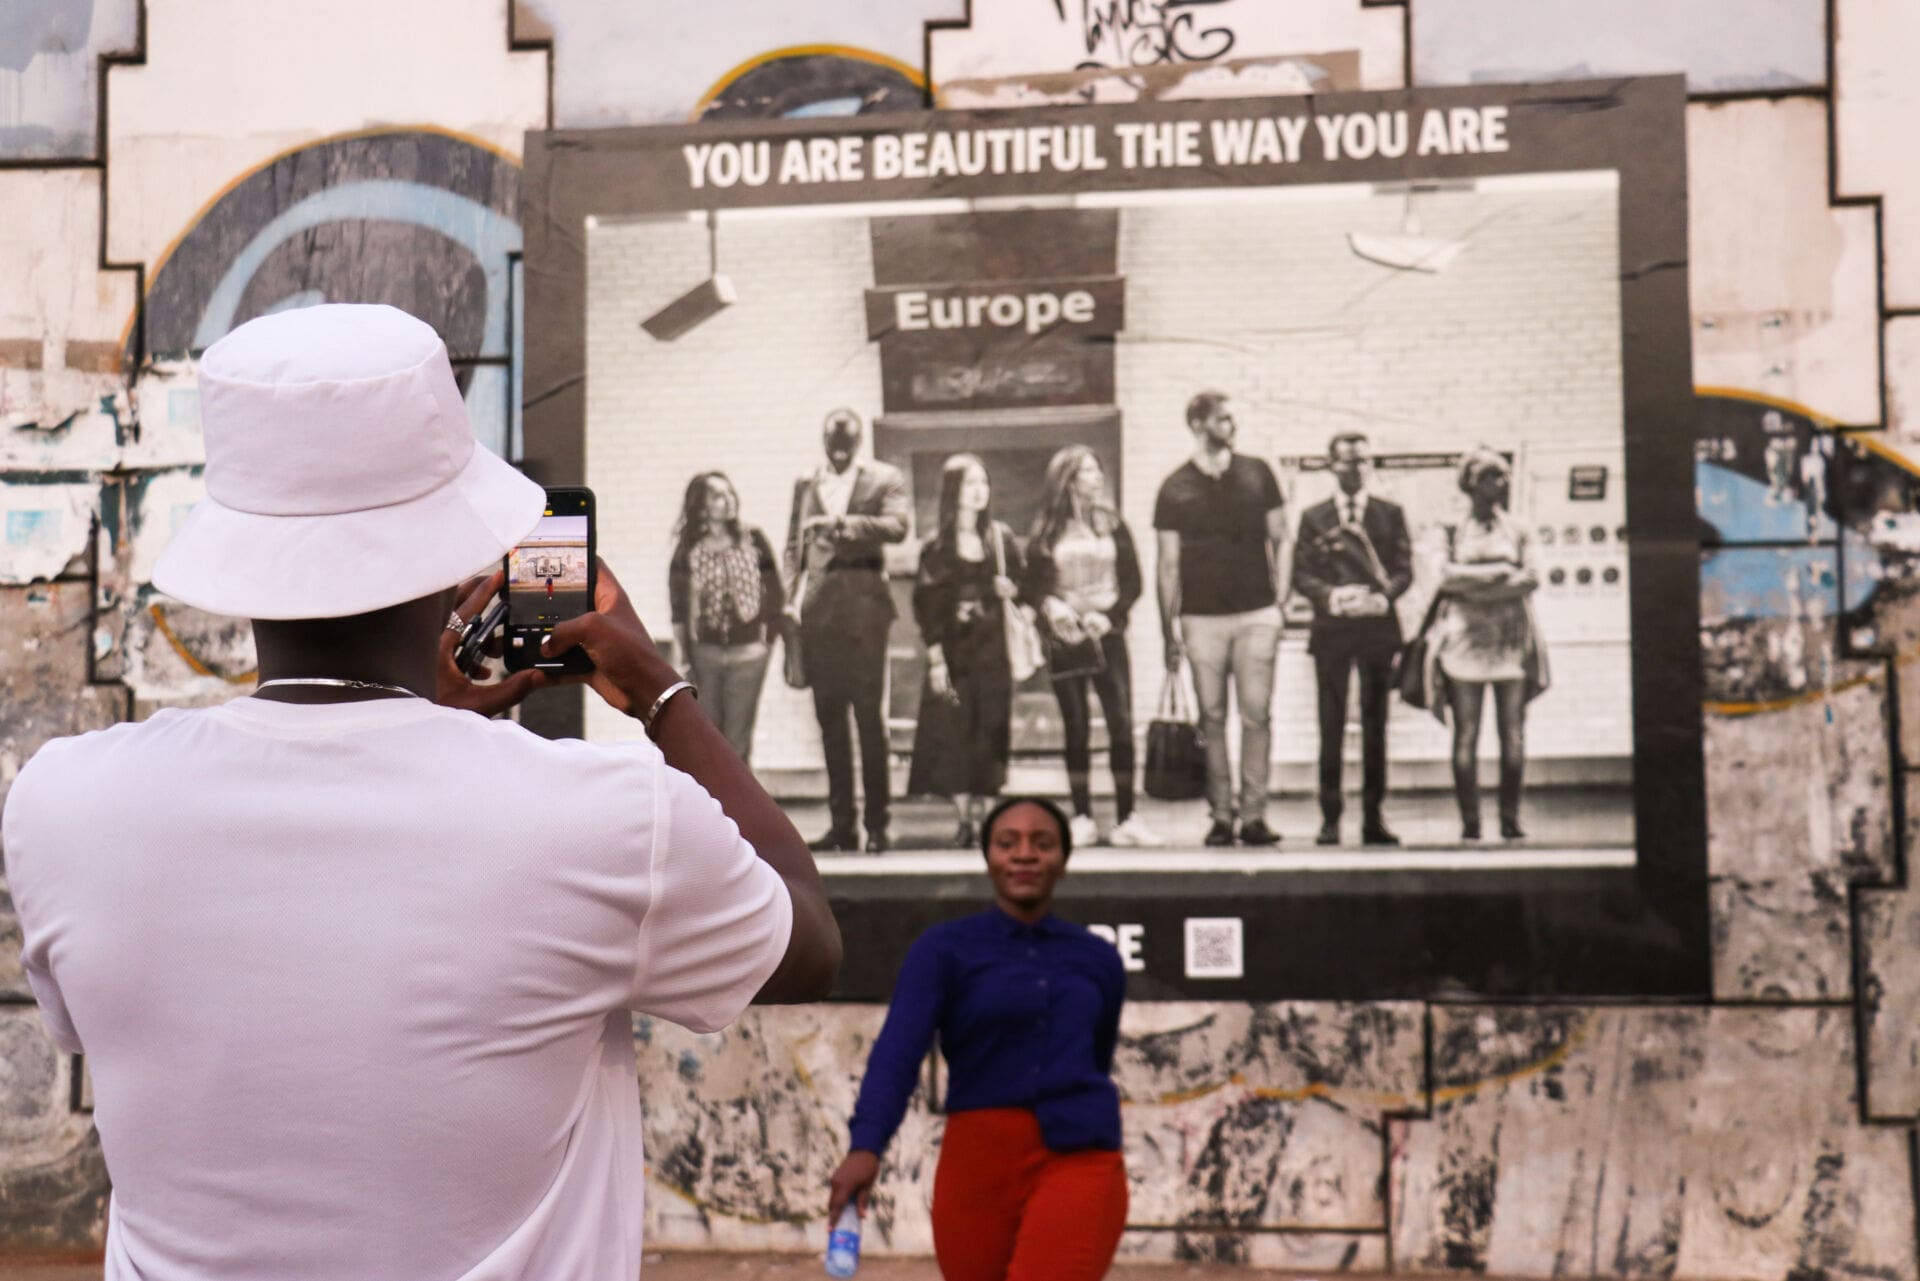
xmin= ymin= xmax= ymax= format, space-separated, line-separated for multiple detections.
xmin=785 ymin=409 xmax=910 ymax=853
xmin=1291 ymin=432 xmax=1413 ymax=847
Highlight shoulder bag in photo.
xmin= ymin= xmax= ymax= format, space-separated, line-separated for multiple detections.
xmin=1144 ymin=669 xmax=1208 ymax=801
xmin=993 ymin=524 xmax=1045 ymax=683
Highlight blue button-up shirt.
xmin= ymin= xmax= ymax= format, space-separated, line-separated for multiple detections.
xmin=848 ymin=907 xmax=1126 ymax=1154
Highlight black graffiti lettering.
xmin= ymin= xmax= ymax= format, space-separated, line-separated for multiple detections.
xmin=1072 ymin=0 xmax=1238 ymax=69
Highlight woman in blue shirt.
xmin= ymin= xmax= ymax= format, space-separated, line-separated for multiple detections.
xmin=826 ymin=797 xmax=1129 ymax=1281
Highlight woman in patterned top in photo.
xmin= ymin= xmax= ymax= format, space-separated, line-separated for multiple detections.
xmin=907 ymin=454 xmax=1024 ymax=847
xmin=668 ymin=472 xmax=784 ymax=761
xmin=826 ymin=797 xmax=1129 ymax=1281
xmin=1430 ymin=447 xmax=1548 ymax=841
xmin=1023 ymin=446 xmax=1163 ymax=850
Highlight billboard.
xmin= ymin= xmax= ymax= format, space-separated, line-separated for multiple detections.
xmin=522 ymin=79 xmax=1705 ymax=999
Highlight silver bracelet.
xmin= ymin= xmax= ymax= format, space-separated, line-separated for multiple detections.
xmin=643 ymin=680 xmax=697 ymax=738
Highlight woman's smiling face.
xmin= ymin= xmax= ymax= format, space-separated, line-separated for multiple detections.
xmin=985 ymin=802 xmax=1067 ymax=918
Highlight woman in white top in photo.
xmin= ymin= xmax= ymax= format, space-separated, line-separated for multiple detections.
xmin=1430 ymin=446 xmax=1549 ymax=841
xmin=1023 ymin=446 xmax=1162 ymax=849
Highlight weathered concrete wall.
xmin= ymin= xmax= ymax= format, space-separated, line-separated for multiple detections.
xmin=4 ymin=0 xmax=1920 ymax=1273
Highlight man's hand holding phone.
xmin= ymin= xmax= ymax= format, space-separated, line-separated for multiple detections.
xmin=437 ymin=571 xmax=550 ymax=717
xmin=538 ymin=559 xmax=679 ymax=720
xmin=438 ymin=558 xmax=682 ymax=723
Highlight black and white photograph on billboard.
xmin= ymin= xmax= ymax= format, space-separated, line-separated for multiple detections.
xmin=524 ymin=81 xmax=1706 ymax=999
xmin=583 ymin=173 xmax=1631 ymax=863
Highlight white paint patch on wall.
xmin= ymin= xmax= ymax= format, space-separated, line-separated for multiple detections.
xmin=0 ymin=169 xmax=136 ymax=468
xmin=123 ymin=360 xmax=208 ymax=471
xmin=1413 ymin=0 xmax=1825 ymax=92
xmin=1688 ymin=99 xmax=1881 ymax=425
xmin=0 ymin=481 xmax=96 ymax=584
xmin=1889 ymin=317 xmax=1920 ymax=444
xmin=1835 ymin=0 xmax=1920 ymax=310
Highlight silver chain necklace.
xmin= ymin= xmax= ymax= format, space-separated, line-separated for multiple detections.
xmin=253 ymin=677 xmax=422 ymax=699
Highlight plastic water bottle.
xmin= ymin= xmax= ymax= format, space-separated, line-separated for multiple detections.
xmin=824 ymin=1203 xmax=862 ymax=1277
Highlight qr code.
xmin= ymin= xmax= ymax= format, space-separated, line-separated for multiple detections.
xmin=1183 ymin=917 xmax=1244 ymax=979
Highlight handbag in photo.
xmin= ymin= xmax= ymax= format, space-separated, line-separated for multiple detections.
xmin=994 ymin=524 xmax=1045 ymax=682
xmin=1393 ymin=594 xmax=1443 ymax=710
xmin=780 ymin=620 xmax=807 ymax=690
xmin=1144 ymin=670 xmax=1208 ymax=802
xmin=781 ymin=567 xmax=808 ymax=690
xmin=1044 ymin=632 xmax=1106 ymax=681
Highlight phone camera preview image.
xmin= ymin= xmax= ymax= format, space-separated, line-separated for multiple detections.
xmin=504 ymin=508 xmax=595 ymax=673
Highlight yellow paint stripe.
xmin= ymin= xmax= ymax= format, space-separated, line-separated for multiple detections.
xmin=1704 ymin=668 xmax=1882 ymax=717
xmin=1122 ymin=1017 xmax=1594 ymax=1113
xmin=148 ymin=603 xmax=255 ymax=684
xmin=1697 ymin=385 xmax=1920 ymax=475
xmin=690 ymin=44 xmax=927 ymax=121
xmin=1429 ymin=1020 xmax=1589 ymax=1107
xmin=1694 ymin=384 xmax=1841 ymax=429
xmin=788 ymin=1028 xmax=819 ymax=1092
xmin=117 ymin=125 xmax=523 ymax=354
xmin=1704 ymin=642 xmax=1920 ymax=718
xmin=1849 ymin=431 xmax=1920 ymax=478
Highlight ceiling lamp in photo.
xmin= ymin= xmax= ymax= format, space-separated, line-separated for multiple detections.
xmin=1348 ymin=184 xmax=1469 ymax=274
xmin=642 ymin=211 xmax=737 ymax=341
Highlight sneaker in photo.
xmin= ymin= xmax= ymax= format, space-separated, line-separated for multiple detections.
xmin=1107 ymin=814 xmax=1166 ymax=848
xmin=1069 ymin=813 xmax=1101 ymax=849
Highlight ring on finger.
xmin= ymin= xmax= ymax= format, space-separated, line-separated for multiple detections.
xmin=445 ymin=610 xmax=466 ymax=634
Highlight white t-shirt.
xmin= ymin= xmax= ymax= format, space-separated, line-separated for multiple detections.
xmin=2 ymin=695 xmax=793 ymax=1280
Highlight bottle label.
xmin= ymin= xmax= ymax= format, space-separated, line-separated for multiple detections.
xmin=825 ymin=1226 xmax=861 ymax=1277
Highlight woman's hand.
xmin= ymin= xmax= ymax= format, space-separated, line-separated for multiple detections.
xmin=1080 ymin=611 xmax=1112 ymax=641
xmin=828 ymin=1150 xmax=880 ymax=1224
xmin=993 ymin=574 xmax=1019 ymax=601
xmin=928 ymin=656 xmax=956 ymax=702
xmin=1043 ymin=598 xmax=1084 ymax=642
xmin=436 ymin=571 xmax=549 ymax=717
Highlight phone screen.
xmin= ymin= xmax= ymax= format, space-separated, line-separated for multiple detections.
xmin=508 ymin=514 xmax=590 ymax=626
xmin=504 ymin=488 xmax=595 ymax=671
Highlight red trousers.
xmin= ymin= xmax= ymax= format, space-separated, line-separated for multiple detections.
xmin=931 ymin=1108 xmax=1129 ymax=1281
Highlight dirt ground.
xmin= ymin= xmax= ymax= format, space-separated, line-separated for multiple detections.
xmin=0 ymin=1254 xmax=1301 ymax=1279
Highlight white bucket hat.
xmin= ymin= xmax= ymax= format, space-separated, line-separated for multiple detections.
xmin=153 ymin=304 xmax=547 ymax=620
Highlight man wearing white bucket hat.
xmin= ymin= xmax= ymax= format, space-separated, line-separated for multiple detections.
xmin=2 ymin=304 xmax=840 ymax=1279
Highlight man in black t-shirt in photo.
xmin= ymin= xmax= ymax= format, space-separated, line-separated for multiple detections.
xmin=1154 ymin=391 xmax=1288 ymax=847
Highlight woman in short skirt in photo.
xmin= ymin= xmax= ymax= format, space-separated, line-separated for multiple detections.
xmin=1429 ymin=446 xmax=1549 ymax=840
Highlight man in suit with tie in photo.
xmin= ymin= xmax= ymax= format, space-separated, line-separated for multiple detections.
xmin=1291 ymin=432 xmax=1413 ymax=847
xmin=785 ymin=409 xmax=911 ymax=854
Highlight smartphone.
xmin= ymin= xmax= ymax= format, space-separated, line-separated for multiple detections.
xmin=502 ymin=486 xmax=596 ymax=674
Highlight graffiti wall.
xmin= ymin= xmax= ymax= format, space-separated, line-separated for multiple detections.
xmin=3 ymin=0 xmax=1920 ymax=1273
